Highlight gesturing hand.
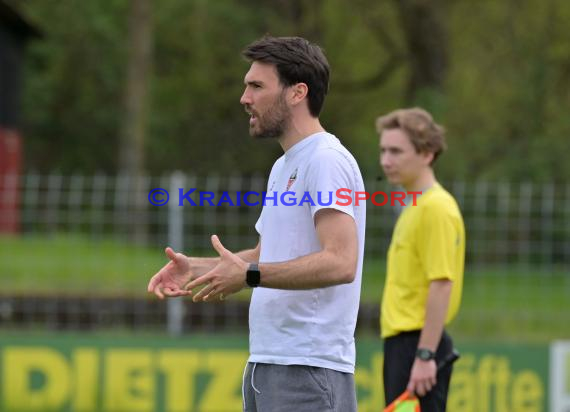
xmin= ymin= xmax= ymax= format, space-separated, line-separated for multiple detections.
xmin=147 ymin=247 xmax=194 ymax=299
xmin=185 ymin=235 xmax=249 ymax=302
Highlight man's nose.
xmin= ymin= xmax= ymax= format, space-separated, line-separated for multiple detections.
xmin=240 ymin=89 xmax=250 ymax=105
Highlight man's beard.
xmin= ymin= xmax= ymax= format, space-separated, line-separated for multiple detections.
xmin=250 ymin=92 xmax=290 ymax=139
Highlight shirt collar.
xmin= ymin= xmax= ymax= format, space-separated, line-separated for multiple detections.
xmin=284 ymin=132 xmax=327 ymax=161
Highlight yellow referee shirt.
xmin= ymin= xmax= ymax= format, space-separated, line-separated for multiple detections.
xmin=381 ymin=183 xmax=465 ymax=338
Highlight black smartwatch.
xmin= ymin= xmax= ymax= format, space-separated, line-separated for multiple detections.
xmin=246 ymin=263 xmax=261 ymax=288
xmin=416 ymin=348 xmax=436 ymax=361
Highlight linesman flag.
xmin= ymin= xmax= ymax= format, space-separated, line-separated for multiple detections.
xmin=384 ymin=391 xmax=420 ymax=412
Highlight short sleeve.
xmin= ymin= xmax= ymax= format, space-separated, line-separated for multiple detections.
xmin=255 ymin=210 xmax=263 ymax=235
xmin=304 ymin=148 xmax=357 ymax=220
xmin=417 ymin=203 xmax=461 ymax=281
xmin=255 ymin=157 xmax=283 ymax=235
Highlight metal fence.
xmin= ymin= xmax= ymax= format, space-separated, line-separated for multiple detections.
xmin=5 ymin=172 xmax=570 ymax=262
xmin=1 ymin=173 xmax=569 ymax=339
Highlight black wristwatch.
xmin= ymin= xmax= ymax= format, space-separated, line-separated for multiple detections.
xmin=416 ymin=348 xmax=436 ymax=361
xmin=246 ymin=263 xmax=261 ymax=288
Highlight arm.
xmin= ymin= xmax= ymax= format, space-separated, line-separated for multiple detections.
xmin=419 ymin=279 xmax=453 ymax=352
xmin=407 ymin=278 xmax=453 ymax=396
xmin=188 ymin=243 xmax=260 ymax=277
xmin=187 ymin=208 xmax=358 ymax=301
xmin=236 ymin=244 xmax=261 ymax=263
xmin=258 ymin=208 xmax=357 ymax=289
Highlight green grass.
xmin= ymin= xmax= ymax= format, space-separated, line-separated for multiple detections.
xmin=0 ymin=234 xmax=253 ymax=298
xmin=1 ymin=234 xmax=569 ymax=341
xmin=1 ymin=234 xmax=167 ymax=296
xmin=363 ymin=259 xmax=570 ymax=341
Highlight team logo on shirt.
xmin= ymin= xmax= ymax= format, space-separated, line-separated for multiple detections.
xmin=286 ymin=168 xmax=298 ymax=191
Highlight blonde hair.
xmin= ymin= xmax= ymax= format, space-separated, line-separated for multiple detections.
xmin=376 ymin=107 xmax=447 ymax=164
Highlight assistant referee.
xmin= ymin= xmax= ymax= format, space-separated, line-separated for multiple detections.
xmin=376 ymin=108 xmax=465 ymax=412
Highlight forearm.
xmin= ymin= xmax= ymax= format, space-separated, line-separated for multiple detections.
xmin=188 ymin=245 xmax=259 ymax=279
xmin=258 ymin=249 xmax=356 ymax=289
xmin=236 ymin=247 xmax=260 ymax=263
xmin=418 ymin=279 xmax=453 ymax=351
xmin=187 ymin=256 xmax=219 ymax=279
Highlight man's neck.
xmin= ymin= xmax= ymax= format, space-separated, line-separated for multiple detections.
xmin=279 ymin=117 xmax=325 ymax=152
xmin=403 ymin=170 xmax=436 ymax=193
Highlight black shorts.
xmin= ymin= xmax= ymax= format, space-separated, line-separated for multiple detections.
xmin=383 ymin=330 xmax=454 ymax=412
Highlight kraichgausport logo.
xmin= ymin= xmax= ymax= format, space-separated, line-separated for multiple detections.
xmin=148 ymin=188 xmax=422 ymax=207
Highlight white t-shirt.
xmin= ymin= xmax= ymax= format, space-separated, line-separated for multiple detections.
xmin=249 ymin=131 xmax=366 ymax=373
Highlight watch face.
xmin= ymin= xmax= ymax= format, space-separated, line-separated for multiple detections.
xmin=246 ymin=264 xmax=260 ymax=287
xmin=417 ymin=348 xmax=435 ymax=361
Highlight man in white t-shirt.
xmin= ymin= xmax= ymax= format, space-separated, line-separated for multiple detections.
xmin=147 ymin=36 xmax=365 ymax=412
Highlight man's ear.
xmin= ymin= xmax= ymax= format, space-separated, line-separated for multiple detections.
xmin=289 ymin=83 xmax=309 ymax=106
xmin=421 ymin=150 xmax=434 ymax=166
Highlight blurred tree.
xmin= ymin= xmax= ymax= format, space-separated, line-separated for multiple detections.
xmin=16 ymin=0 xmax=570 ymax=181
xmin=440 ymin=0 xmax=570 ymax=181
xmin=395 ymin=0 xmax=448 ymax=105
xmin=119 ymin=0 xmax=153 ymax=243
xmin=147 ymin=0 xmax=279 ymax=176
xmin=20 ymin=0 xmax=127 ymax=173
xmin=119 ymin=0 xmax=152 ymax=177
xmin=334 ymin=0 xmax=405 ymax=92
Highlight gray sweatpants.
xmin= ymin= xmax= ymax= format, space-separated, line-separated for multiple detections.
xmin=242 ymin=362 xmax=357 ymax=412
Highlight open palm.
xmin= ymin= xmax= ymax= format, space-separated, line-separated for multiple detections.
xmin=147 ymin=247 xmax=194 ymax=299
